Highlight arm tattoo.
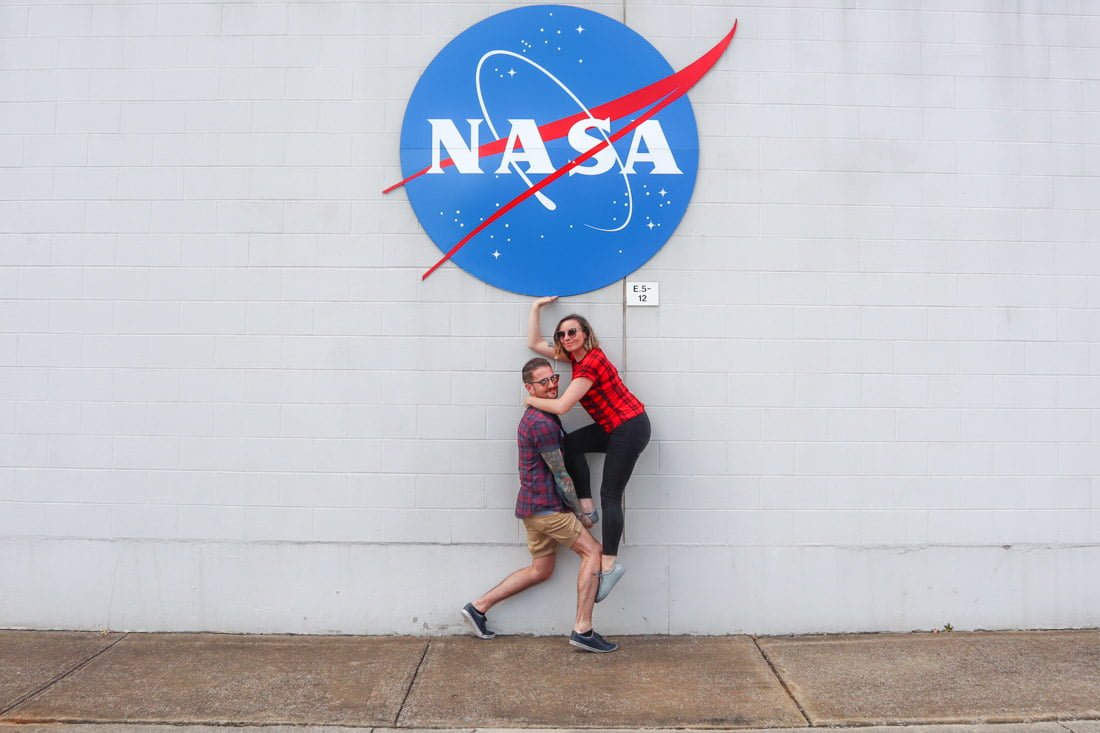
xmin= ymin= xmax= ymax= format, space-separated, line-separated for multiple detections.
xmin=541 ymin=448 xmax=580 ymax=513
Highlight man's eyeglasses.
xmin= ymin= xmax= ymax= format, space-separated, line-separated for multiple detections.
xmin=525 ymin=374 xmax=560 ymax=388
xmin=554 ymin=327 xmax=581 ymax=341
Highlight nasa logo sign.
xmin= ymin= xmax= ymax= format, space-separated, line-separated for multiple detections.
xmin=386 ymin=5 xmax=736 ymax=296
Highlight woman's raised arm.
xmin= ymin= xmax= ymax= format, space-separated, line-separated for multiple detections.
xmin=527 ymin=296 xmax=558 ymax=359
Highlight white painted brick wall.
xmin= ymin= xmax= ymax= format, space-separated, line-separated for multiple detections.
xmin=2 ymin=0 xmax=1099 ymax=635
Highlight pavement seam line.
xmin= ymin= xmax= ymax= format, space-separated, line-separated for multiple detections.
xmin=752 ymin=635 xmax=812 ymax=728
xmin=0 ymin=631 xmax=130 ymax=718
xmin=393 ymin=637 xmax=431 ymax=727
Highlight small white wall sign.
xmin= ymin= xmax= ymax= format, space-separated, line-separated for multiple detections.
xmin=626 ymin=281 xmax=659 ymax=306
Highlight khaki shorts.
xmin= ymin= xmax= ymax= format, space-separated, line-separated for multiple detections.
xmin=523 ymin=512 xmax=583 ymax=558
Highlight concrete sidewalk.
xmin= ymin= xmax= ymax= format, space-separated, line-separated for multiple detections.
xmin=1 ymin=628 xmax=1098 ymax=731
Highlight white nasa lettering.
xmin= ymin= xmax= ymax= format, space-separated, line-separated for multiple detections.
xmin=428 ymin=118 xmax=683 ymax=175
xmin=567 ymin=118 xmax=616 ymax=176
xmin=428 ymin=119 xmax=483 ymax=174
xmin=496 ymin=119 xmax=555 ymax=174
xmin=622 ymin=120 xmax=683 ymax=174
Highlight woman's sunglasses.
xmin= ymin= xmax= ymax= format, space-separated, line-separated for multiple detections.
xmin=554 ymin=327 xmax=581 ymax=341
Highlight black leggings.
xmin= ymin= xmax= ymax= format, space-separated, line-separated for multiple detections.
xmin=564 ymin=412 xmax=651 ymax=557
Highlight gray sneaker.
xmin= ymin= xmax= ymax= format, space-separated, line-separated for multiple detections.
xmin=461 ymin=603 xmax=496 ymax=639
xmin=595 ymin=562 xmax=625 ymax=603
xmin=569 ymin=629 xmax=618 ymax=653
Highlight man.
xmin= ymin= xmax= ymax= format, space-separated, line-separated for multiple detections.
xmin=460 ymin=357 xmax=617 ymax=653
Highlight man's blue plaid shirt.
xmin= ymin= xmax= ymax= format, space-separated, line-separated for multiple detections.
xmin=515 ymin=406 xmax=568 ymax=518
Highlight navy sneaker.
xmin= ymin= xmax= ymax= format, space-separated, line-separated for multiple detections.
xmin=569 ymin=628 xmax=618 ymax=653
xmin=461 ymin=602 xmax=496 ymax=639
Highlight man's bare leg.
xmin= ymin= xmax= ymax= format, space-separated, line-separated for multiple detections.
xmin=570 ymin=529 xmax=602 ymax=632
xmin=472 ymin=554 xmax=556 ymax=614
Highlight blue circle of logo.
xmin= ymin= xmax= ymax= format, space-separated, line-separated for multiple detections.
xmin=398 ymin=5 xmax=699 ymax=296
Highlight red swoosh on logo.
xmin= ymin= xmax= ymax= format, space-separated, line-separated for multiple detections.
xmin=384 ymin=20 xmax=738 ymax=280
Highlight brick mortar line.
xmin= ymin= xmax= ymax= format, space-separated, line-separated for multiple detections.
xmin=753 ymin=635 xmax=813 ymax=728
xmin=0 ymin=631 xmax=129 ymax=719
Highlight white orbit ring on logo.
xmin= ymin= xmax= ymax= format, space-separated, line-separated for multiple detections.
xmin=475 ymin=50 xmax=633 ymax=232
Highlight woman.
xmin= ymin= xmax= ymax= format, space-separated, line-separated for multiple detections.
xmin=525 ymin=296 xmax=651 ymax=603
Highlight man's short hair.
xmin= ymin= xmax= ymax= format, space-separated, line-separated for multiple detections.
xmin=522 ymin=357 xmax=552 ymax=383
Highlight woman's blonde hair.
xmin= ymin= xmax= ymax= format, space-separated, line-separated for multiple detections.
xmin=552 ymin=313 xmax=599 ymax=360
